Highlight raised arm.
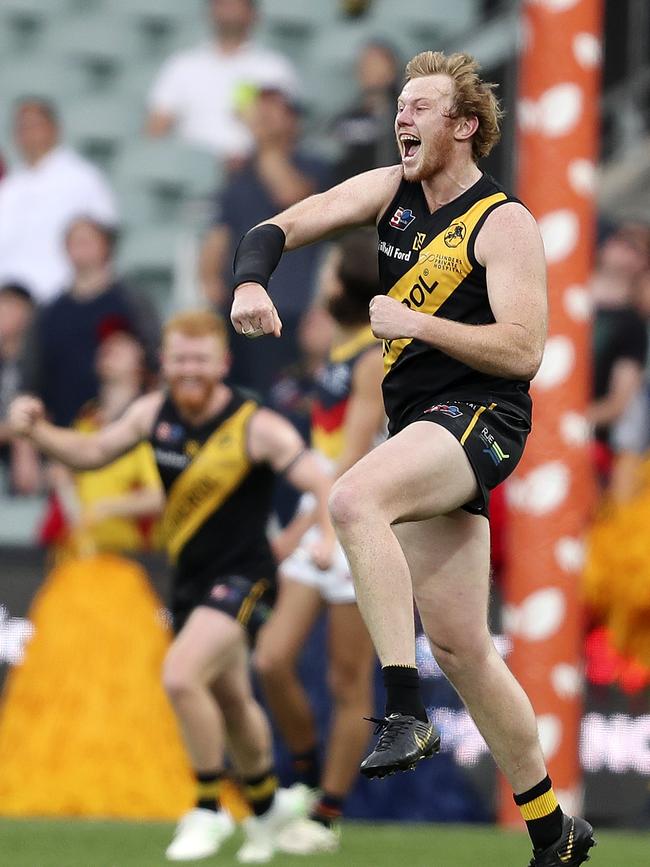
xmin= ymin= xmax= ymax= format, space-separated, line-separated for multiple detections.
xmin=368 ymin=202 xmax=548 ymax=381
xmin=230 ymin=166 xmax=402 ymax=338
xmin=9 ymin=392 xmax=163 ymax=471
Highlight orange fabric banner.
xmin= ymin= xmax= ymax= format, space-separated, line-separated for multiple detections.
xmin=500 ymin=0 xmax=603 ymax=824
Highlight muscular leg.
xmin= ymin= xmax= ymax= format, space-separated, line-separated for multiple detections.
xmin=254 ymin=578 xmax=323 ymax=755
xmin=163 ymin=606 xmax=244 ymax=771
xmin=328 ymin=422 xmax=478 ymax=667
xmin=320 ymin=602 xmax=375 ymax=798
xmin=394 ymin=511 xmax=547 ymax=794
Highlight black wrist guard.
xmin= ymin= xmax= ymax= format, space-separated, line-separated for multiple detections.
xmin=233 ymin=223 xmax=286 ymax=293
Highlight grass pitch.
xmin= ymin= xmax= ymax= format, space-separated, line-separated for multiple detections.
xmin=0 ymin=819 xmax=648 ymax=867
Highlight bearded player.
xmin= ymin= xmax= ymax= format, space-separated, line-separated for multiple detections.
xmin=229 ymin=51 xmax=596 ymax=867
xmin=10 ymin=310 xmax=335 ymax=864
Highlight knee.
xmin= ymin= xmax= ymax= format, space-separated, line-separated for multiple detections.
xmin=162 ymin=654 xmax=195 ymax=703
xmin=328 ymin=474 xmax=369 ymax=531
xmin=327 ymin=659 xmax=371 ymax=708
xmin=430 ymin=634 xmax=492 ymax=681
xmin=253 ymin=644 xmax=294 ymax=684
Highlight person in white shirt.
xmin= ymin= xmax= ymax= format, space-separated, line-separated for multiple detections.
xmin=0 ymin=100 xmax=118 ymax=305
xmin=146 ymin=0 xmax=299 ymax=161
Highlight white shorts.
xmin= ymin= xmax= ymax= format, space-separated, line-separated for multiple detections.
xmin=280 ymin=525 xmax=356 ymax=605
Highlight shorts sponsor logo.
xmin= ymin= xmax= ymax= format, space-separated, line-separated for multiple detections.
xmin=480 ymin=426 xmax=510 ymax=465
xmin=389 ymin=206 xmax=416 ymax=231
xmin=444 ymin=221 xmax=466 ymax=248
xmin=424 ymin=403 xmax=463 ymax=418
xmin=210 ymin=584 xmax=230 ymax=600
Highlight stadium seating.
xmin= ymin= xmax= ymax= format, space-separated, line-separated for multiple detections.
xmin=0 ymin=0 xmax=484 ymax=307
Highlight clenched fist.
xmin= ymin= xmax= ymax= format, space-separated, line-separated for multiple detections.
xmin=369 ymin=294 xmax=419 ymax=341
xmin=231 ymin=282 xmax=283 ymax=339
xmin=9 ymin=395 xmax=46 ymax=437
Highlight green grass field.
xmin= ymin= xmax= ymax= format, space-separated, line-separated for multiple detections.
xmin=0 ymin=819 xmax=648 ymax=867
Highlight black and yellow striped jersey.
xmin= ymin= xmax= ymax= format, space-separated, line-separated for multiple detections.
xmin=150 ymin=390 xmax=276 ymax=591
xmin=377 ymin=173 xmax=532 ymax=433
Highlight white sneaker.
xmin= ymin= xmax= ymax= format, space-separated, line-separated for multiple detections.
xmin=236 ymin=786 xmax=309 ymax=863
xmin=277 ymin=816 xmax=341 ymax=854
xmin=165 ymin=808 xmax=235 ymax=861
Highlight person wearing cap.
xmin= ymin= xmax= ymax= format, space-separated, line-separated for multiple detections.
xmin=200 ymin=84 xmax=331 ymax=399
xmin=146 ymin=0 xmax=299 ymax=160
xmin=20 ymin=217 xmax=159 ymax=429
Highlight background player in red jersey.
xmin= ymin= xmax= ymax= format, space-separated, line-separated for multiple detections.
xmin=230 ymin=50 xmax=596 ymax=867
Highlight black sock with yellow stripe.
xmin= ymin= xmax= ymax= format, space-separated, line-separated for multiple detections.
xmin=244 ymin=769 xmax=279 ymax=817
xmin=195 ymin=769 xmax=225 ymax=812
xmin=514 ymin=775 xmax=564 ymax=851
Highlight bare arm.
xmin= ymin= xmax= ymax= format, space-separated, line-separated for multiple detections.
xmin=248 ymin=408 xmax=336 ymax=560
xmin=199 ymin=225 xmax=232 ymax=306
xmin=334 ymin=347 xmax=385 ymax=477
xmin=369 ymin=202 xmax=548 ymax=381
xmin=9 ymin=392 xmax=163 ymax=471
xmin=587 ymin=360 xmax=644 ymax=426
xmin=230 ymin=166 xmax=402 ymax=337
xmin=264 ymin=164 xmax=401 ymax=250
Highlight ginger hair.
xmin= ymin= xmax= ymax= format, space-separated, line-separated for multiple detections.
xmin=163 ymin=309 xmax=228 ymax=346
xmin=404 ymin=50 xmax=503 ymax=160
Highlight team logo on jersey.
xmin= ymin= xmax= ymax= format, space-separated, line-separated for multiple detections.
xmin=444 ymin=221 xmax=467 ymax=247
xmin=390 ymin=206 xmax=416 ymax=231
xmin=155 ymin=421 xmax=184 ymax=442
xmin=423 ymin=403 xmax=463 ymax=418
xmin=412 ymin=232 xmax=426 ymax=251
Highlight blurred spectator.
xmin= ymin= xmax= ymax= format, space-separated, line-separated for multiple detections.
xmin=200 ymin=85 xmax=331 ymax=397
xmin=20 ymin=218 xmax=159 ymax=428
xmin=0 ymin=284 xmax=37 ymax=493
xmin=146 ymin=0 xmax=299 ymax=161
xmin=588 ymin=222 xmax=650 ymax=477
xmin=268 ymin=303 xmax=336 ymax=441
xmin=43 ymin=328 xmax=163 ymax=556
xmin=332 ymin=40 xmax=401 ymax=182
xmin=0 ymin=100 xmax=117 ymax=304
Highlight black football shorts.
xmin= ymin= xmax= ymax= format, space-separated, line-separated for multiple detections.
xmin=396 ymin=398 xmax=531 ymax=517
xmin=172 ymin=574 xmax=276 ymax=640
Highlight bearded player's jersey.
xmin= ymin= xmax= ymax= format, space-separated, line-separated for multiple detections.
xmin=377 ymin=172 xmax=532 ymax=434
xmin=150 ymin=390 xmax=276 ymax=592
xmin=311 ymin=325 xmax=379 ymax=464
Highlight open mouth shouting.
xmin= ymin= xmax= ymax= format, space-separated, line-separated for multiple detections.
xmin=399 ymin=133 xmax=421 ymax=163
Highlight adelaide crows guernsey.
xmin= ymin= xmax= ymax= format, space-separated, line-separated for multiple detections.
xmin=311 ymin=325 xmax=379 ymax=464
xmin=377 ymin=173 xmax=532 ymax=434
xmin=150 ymin=390 xmax=276 ymax=597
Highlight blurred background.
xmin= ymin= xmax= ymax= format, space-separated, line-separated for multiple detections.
xmin=0 ymin=0 xmax=649 ymax=864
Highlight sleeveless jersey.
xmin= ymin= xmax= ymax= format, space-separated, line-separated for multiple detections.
xmin=377 ymin=173 xmax=532 ymax=433
xmin=150 ymin=390 xmax=276 ymax=586
xmin=311 ymin=325 xmax=379 ymax=464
